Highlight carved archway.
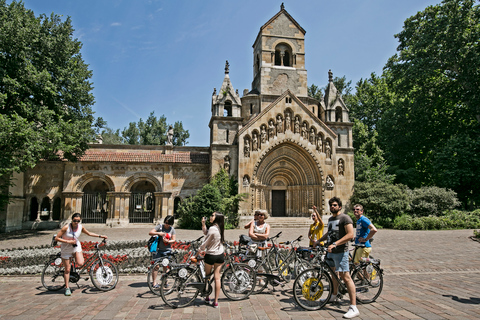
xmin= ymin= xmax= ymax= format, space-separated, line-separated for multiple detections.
xmin=251 ymin=140 xmax=324 ymax=217
xmin=74 ymin=173 xmax=115 ymax=192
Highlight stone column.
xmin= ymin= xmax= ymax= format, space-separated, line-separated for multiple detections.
xmin=48 ymin=198 xmax=53 ymax=221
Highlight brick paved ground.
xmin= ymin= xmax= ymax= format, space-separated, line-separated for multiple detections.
xmin=1 ymin=227 xmax=480 ymax=319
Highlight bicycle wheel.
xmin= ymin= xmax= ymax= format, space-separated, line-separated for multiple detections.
xmin=160 ymin=267 xmax=201 ymax=308
xmin=253 ymin=262 xmax=269 ymax=294
xmin=352 ymin=263 xmax=383 ymax=304
xmin=147 ymin=260 xmax=165 ymax=296
xmin=294 ymin=259 xmax=312 ymax=278
xmin=221 ymin=263 xmax=255 ymax=300
xmin=89 ymin=259 xmax=119 ymax=291
xmin=41 ymin=258 xmax=65 ymax=291
xmin=293 ymin=267 xmax=333 ymax=311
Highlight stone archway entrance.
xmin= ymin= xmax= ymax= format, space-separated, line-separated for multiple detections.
xmin=252 ymin=142 xmax=323 ymax=217
xmin=129 ymin=181 xmax=156 ymax=223
xmin=81 ymin=180 xmax=110 ymax=223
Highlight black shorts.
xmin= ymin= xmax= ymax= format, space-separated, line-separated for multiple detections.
xmin=204 ymin=253 xmax=225 ymax=265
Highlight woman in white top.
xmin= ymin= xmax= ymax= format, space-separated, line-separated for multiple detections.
xmin=199 ymin=211 xmax=225 ymax=308
xmin=248 ymin=209 xmax=270 ymax=247
xmin=55 ymin=213 xmax=108 ymax=296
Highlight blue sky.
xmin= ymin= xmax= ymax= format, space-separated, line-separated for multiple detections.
xmin=18 ymin=0 xmax=441 ymax=146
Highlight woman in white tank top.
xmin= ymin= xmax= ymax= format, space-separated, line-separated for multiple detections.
xmin=55 ymin=213 xmax=108 ymax=296
xmin=249 ymin=209 xmax=270 ymax=246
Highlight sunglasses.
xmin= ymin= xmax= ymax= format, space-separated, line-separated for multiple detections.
xmin=254 ymin=213 xmax=264 ymax=216
xmin=72 ymin=220 xmax=81 ymax=223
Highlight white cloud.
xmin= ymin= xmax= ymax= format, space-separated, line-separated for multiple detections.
xmin=111 ymin=22 xmax=121 ymax=27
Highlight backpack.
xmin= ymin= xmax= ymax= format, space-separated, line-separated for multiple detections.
xmin=147 ymin=236 xmax=158 ymax=253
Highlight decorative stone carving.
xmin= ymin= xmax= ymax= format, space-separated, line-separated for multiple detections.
xmin=167 ymin=125 xmax=173 ymax=145
xmin=244 ymin=139 xmax=250 ymax=158
xmin=326 ymin=176 xmax=335 ymax=189
xmin=316 ymin=135 xmax=323 ymax=152
xmin=301 ymin=122 xmax=308 ymax=139
xmin=338 ymin=159 xmax=344 ymax=176
xmin=276 ymin=115 xmax=283 ymax=134
xmin=309 ymin=128 xmax=315 ymax=144
xmin=325 ymin=140 xmax=332 ymax=159
xmin=268 ymin=120 xmax=275 ymax=140
xmin=294 ymin=116 xmax=300 ymax=134
xmin=243 ymin=176 xmax=250 ymax=186
xmin=285 ymin=112 xmax=291 ymax=131
xmin=252 ymin=133 xmax=258 ymax=151
xmin=261 ymin=125 xmax=267 ymax=143
xmin=224 ymin=155 xmax=230 ymax=173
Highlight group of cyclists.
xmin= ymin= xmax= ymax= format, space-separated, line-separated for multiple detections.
xmin=54 ymin=196 xmax=378 ymax=319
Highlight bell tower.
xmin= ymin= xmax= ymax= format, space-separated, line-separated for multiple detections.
xmin=251 ymin=4 xmax=307 ymax=97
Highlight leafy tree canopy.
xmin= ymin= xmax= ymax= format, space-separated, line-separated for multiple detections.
xmin=177 ymin=169 xmax=247 ymax=229
xmin=106 ymin=111 xmax=189 ymax=146
xmin=381 ymin=0 xmax=480 ymax=205
xmin=0 ymin=0 xmax=98 ymax=198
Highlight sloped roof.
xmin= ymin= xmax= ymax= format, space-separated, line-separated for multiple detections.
xmin=260 ymin=5 xmax=306 ymax=35
xmin=77 ymin=149 xmax=209 ymax=164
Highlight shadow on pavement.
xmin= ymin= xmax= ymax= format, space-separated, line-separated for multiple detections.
xmin=443 ymin=294 xmax=480 ymax=304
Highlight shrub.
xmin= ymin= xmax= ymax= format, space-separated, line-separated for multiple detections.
xmin=409 ymin=186 xmax=460 ymax=217
xmin=350 ymin=180 xmax=410 ymax=227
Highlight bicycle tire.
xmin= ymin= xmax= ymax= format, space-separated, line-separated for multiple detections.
xmin=41 ymin=258 xmax=65 ymax=291
xmin=293 ymin=267 xmax=333 ymax=311
xmin=221 ymin=263 xmax=256 ymax=301
xmin=89 ymin=259 xmax=119 ymax=291
xmin=160 ymin=267 xmax=201 ymax=308
xmin=147 ymin=260 xmax=165 ymax=296
xmin=253 ymin=262 xmax=269 ymax=294
xmin=294 ymin=259 xmax=312 ymax=278
xmin=352 ymin=263 xmax=383 ymax=304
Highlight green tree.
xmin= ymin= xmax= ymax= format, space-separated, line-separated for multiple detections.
xmin=121 ymin=111 xmax=189 ymax=146
xmin=177 ymin=169 xmax=247 ymax=229
xmin=349 ymin=181 xmax=411 ymax=227
xmin=382 ymin=0 xmax=480 ymax=204
xmin=100 ymin=127 xmax=124 ymax=145
xmin=307 ymin=84 xmax=322 ymax=101
xmin=0 ymin=1 xmax=97 ymax=206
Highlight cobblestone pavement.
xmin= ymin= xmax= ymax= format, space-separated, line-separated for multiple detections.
xmin=1 ymin=227 xmax=480 ymax=319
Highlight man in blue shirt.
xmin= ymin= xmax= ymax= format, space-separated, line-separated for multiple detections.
xmin=353 ymin=204 xmax=378 ymax=265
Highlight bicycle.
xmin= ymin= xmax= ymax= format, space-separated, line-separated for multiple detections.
xmin=159 ymin=243 xmax=256 ymax=308
xmin=41 ymin=237 xmax=119 ymax=292
xmin=293 ymin=245 xmax=383 ymax=311
xmin=147 ymin=236 xmax=203 ymax=296
xmin=245 ymin=232 xmax=311 ymax=294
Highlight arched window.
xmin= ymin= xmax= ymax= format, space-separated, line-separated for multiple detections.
xmin=255 ymin=55 xmax=260 ymax=74
xmin=53 ymin=197 xmax=61 ymax=220
xmin=224 ymin=101 xmax=232 ymax=117
xmin=274 ymin=43 xmax=292 ymax=67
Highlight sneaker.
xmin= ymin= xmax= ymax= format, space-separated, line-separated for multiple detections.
xmin=343 ymin=306 xmax=360 ymax=319
xmin=152 ymin=284 xmax=160 ymax=289
xmin=64 ymin=288 xmax=71 ymax=296
xmin=204 ymin=297 xmax=211 ymax=304
xmin=213 ymin=302 xmax=219 ymax=308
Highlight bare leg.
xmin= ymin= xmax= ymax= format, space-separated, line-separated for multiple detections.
xmin=339 ymin=271 xmax=356 ymax=306
xmin=212 ymin=262 xmax=223 ymax=305
xmin=62 ymin=258 xmax=71 ymax=288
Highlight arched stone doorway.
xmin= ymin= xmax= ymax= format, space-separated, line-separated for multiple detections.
xmin=129 ymin=181 xmax=156 ymax=223
xmin=81 ymin=180 xmax=109 ymax=223
xmin=252 ymin=142 xmax=323 ymax=217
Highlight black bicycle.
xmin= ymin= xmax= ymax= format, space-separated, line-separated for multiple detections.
xmin=293 ymin=245 xmax=383 ymax=311
xmin=41 ymin=237 xmax=119 ymax=292
xmin=159 ymin=243 xmax=256 ymax=308
xmin=147 ymin=236 xmax=203 ymax=296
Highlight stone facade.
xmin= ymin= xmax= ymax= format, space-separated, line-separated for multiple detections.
xmin=1 ymin=5 xmax=354 ymax=232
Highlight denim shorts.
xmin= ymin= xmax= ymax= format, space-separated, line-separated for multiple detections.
xmin=325 ymin=251 xmax=350 ymax=272
xmin=153 ymin=248 xmax=172 ymax=260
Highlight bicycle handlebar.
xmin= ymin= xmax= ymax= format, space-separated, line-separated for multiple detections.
xmin=267 ymin=231 xmax=282 ymax=241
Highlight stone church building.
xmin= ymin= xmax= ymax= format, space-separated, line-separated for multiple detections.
xmin=2 ymin=5 xmax=354 ymax=232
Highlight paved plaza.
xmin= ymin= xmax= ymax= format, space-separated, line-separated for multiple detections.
xmin=1 ymin=226 xmax=480 ymax=319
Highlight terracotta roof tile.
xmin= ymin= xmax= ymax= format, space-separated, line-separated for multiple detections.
xmin=77 ymin=150 xmax=209 ymax=164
